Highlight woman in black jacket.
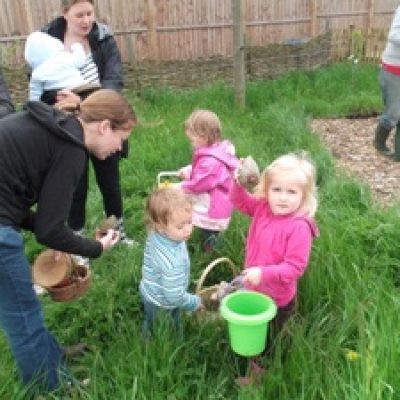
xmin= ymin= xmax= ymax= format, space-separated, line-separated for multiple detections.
xmin=0 ymin=89 xmax=136 ymax=394
xmin=38 ymin=0 xmax=134 ymax=256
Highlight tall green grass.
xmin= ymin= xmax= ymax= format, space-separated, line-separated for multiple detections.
xmin=2 ymin=62 xmax=399 ymax=399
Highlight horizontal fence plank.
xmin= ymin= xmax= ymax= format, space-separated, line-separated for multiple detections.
xmin=0 ymin=0 xmax=398 ymax=62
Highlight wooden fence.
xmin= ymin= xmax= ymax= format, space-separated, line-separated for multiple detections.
xmin=0 ymin=0 xmax=397 ymax=105
xmin=0 ymin=0 xmax=398 ymax=64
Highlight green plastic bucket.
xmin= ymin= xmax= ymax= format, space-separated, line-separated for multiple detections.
xmin=220 ymin=291 xmax=277 ymax=356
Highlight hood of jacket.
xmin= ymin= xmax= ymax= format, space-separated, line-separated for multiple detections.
xmin=24 ymin=101 xmax=86 ymax=149
xmin=42 ymin=16 xmax=113 ymax=43
xmin=194 ymin=140 xmax=239 ymax=170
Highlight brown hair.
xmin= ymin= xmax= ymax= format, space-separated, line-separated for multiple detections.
xmin=145 ymin=188 xmax=192 ymax=230
xmin=61 ymin=0 xmax=94 ymax=12
xmin=57 ymin=89 xmax=137 ymax=130
xmin=184 ymin=109 xmax=222 ymax=145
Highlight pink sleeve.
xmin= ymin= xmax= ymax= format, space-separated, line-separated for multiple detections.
xmin=259 ymin=221 xmax=314 ymax=284
xmin=180 ymin=157 xmax=219 ymax=193
xmin=229 ymin=180 xmax=258 ymax=217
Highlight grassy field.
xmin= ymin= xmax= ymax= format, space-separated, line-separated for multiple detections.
xmin=1 ymin=62 xmax=399 ymax=399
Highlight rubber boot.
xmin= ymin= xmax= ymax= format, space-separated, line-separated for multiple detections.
xmin=393 ymin=125 xmax=400 ymax=161
xmin=373 ymin=123 xmax=392 ymax=156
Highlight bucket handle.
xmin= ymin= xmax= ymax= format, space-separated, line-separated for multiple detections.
xmin=157 ymin=171 xmax=180 ymax=187
xmin=195 ymin=257 xmax=237 ymax=294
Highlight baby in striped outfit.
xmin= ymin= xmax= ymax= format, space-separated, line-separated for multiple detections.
xmin=139 ymin=188 xmax=202 ymax=335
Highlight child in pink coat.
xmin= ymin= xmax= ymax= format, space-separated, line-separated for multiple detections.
xmin=230 ymin=152 xmax=320 ymax=385
xmin=178 ymin=109 xmax=239 ymax=251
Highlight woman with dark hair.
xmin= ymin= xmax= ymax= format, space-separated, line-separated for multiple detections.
xmin=0 ymin=89 xmax=137 ymax=393
xmin=36 ymin=0 xmax=134 ymax=257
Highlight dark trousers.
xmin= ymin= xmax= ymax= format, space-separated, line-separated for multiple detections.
xmin=140 ymin=293 xmax=181 ymax=336
xmin=264 ymin=297 xmax=297 ymax=357
xmin=68 ymin=153 xmax=122 ymax=230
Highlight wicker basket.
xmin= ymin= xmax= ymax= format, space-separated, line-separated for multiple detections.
xmin=196 ymin=257 xmax=238 ymax=312
xmin=47 ymin=265 xmax=91 ymax=302
xmin=32 ymin=250 xmax=91 ymax=302
xmin=32 ymin=250 xmax=74 ymax=288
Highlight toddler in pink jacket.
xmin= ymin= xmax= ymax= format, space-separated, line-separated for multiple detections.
xmin=178 ymin=109 xmax=239 ymax=251
xmin=230 ymin=152 xmax=320 ymax=385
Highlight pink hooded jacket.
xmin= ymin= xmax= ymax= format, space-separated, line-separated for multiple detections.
xmin=230 ymin=182 xmax=319 ymax=307
xmin=180 ymin=140 xmax=239 ymax=231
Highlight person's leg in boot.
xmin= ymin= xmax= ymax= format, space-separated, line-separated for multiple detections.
xmin=393 ymin=124 xmax=400 ymax=161
xmin=373 ymin=123 xmax=392 ymax=156
xmin=376 ymin=68 xmax=400 ymax=156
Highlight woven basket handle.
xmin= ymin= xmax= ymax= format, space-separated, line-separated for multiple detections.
xmin=196 ymin=257 xmax=237 ymax=294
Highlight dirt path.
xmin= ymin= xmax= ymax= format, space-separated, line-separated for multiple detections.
xmin=310 ymin=117 xmax=400 ymax=206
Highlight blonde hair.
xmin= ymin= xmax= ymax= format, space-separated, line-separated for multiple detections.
xmin=145 ymin=188 xmax=192 ymax=230
xmin=57 ymin=89 xmax=137 ymax=130
xmin=254 ymin=152 xmax=318 ymax=217
xmin=184 ymin=109 xmax=222 ymax=145
xmin=62 ymin=0 xmax=94 ymax=12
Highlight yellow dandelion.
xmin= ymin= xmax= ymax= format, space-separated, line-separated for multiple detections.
xmin=345 ymin=350 xmax=360 ymax=361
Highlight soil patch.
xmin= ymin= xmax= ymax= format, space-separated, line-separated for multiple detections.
xmin=310 ymin=117 xmax=400 ymax=206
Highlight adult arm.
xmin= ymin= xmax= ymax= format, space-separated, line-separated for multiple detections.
xmin=34 ymin=145 xmax=102 ymax=258
xmin=96 ymin=35 xmax=123 ymax=91
xmin=388 ymin=7 xmax=400 ymax=46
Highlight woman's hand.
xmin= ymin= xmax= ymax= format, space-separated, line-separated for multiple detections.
xmin=96 ymin=229 xmax=120 ymax=251
xmin=56 ymin=89 xmax=81 ymax=105
xmin=242 ymin=267 xmax=262 ymax=286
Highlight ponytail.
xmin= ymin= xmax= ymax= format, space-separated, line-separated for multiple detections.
xmin=56 ymin=89 xmax=136 ymax=130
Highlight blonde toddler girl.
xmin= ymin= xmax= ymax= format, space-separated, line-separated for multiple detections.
xmin=178 ymin=109 xmax=239 ymax=251
xmin=230 ymin=152 xmax=320 ymax=385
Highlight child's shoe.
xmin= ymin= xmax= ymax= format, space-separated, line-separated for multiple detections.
xmin=235 ymin=359 xmax=266 ymax=387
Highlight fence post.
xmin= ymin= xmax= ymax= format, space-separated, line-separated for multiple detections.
xmin=310 ymin=0 xmax=318 ymax=37
xmin=144 ymin=0 xmax=159 ymax=60
xmin=232 ymin=0 xmax=245 ymax=108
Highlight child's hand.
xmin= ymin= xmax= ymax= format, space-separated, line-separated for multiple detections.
xmin=242 ymin=267 xmax=262 ymax=286
xmin=178 ymin=165 xmax=192 ymax=180
xmin=178 ymin=168 xmax=186 ymax=179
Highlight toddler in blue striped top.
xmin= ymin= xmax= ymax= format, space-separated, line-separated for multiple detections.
xmin=139 ymin=188 xmax=202 ymax=334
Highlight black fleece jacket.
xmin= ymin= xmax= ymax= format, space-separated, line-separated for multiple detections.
xmin=0 ymin=102 xmax=102 ymax=258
